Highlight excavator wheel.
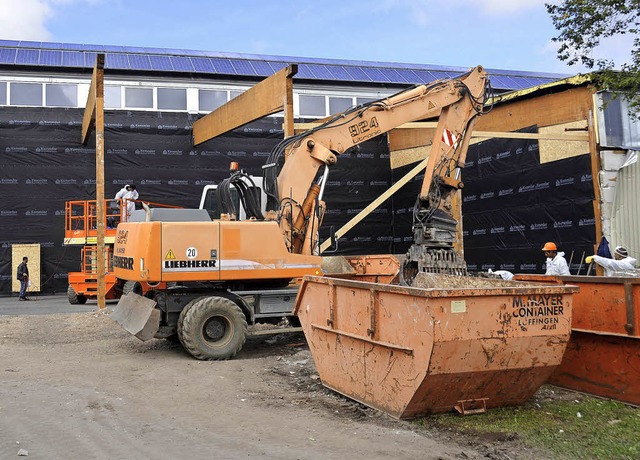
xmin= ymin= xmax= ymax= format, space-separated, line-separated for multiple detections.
xmin=177 ymin=296 xmax=248 ymax=360
xmin=122 ymin=280 xmax=143 ymax=297
xmin=67 ymin=285 xmax=87 ymax=305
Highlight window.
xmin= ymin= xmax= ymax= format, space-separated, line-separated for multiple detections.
xmin=199 ymin=89 xmax=227 ymax=112
xmin=46 ymin=84 xmax=77 ymax=107
xmin=158 ymin=88 xmax=187 ymax=110
xmin=230 ymin=90 xmax=243 ymax=100
xmin=299 ymin=95 xmax=326 ymax=117
xmin=0 ymin=82 xmax=6 ymax=105
xmin=125 ymin=87 xmax=153 ymax=109
xmin=105 ymin=86 xmax=121 ymax=109
xmin=357 ymin=97 xmax=377 ymax=106
xmin=11 ymin=82 xmax=42 ymax=106
xmin=329 ymin=97 xmax=352 ymax=114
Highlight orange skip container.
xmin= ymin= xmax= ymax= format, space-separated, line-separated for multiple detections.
xmin=294 ymin=274 xmax=578 ymax=419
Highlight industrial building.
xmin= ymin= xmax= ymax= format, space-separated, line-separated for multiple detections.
xmin=0 ymin=39 xmax=637 ymax=295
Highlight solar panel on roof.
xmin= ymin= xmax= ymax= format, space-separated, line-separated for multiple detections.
xmin=325 ymin=66 xmax=354 ymax=81
xmin=268 ymin=62 xmax=288 ymax=73
xmin=249 ymin=60 xmax=275 ymax=76
xmin=0 ymin=48 xmax=17 ymax=64
xmin=344 ymin=66 xmax=371 ymax=81
xmin=230 ymin=60 xmax=257 ymax=76
xmin=408 ymin=69 xmax=437 ymax=84
xmin=362 ymin=67 xmax=391 ymax=83
xmin=105 ymin=53 xmax=129 ymax=69
xmin=148 ymin=55 xmax=173 ymax=71
xmin=84 ymin=52 xmax=98 ymax=67
xmin=377 ymin=68 xmax=411 ymax=84
xmin=210 ymin=58 xmax=234 ymax=74
xmin=39 ymin=42 xmax=64 ymax=50
xmin=15 ymin=49 xmax=39 ymax=65
xmin=305 ymin=64 xmax=334 ymax=80
xmin=489 ymin=75 xmax=517 ymax=90
xmin=61 ymin=51 xmax=84 ymax=67
xmin=169 ymin=56 xmax=194 ymax=72
xmin=191 ymin=57 xmax=215 ymax=72
xmin=0 ymin=40 xmax=20 ymax=47
xmin=128 ymin=54 xmax=152 ymax=70
xmin=394 ymin=69 xmax=421 ymax=84
xmin=295 ymin=65 xmax=316 ymax=79
xmin=39 ymin=50 xmax=62 ymax=66
xmin=60 ymin=43 xmax=85 ymax=51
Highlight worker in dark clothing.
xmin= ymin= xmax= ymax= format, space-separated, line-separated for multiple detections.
xmin=17 ymin=256 xmax=30 ymax=301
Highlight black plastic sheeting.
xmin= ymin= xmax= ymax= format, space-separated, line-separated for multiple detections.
xmin=462 ymin=127 xmax=596 ymax=275
xmin=0 ymin=107 xmax=402 ymax=295
xmin=0 ymin=109 xmax=597 ymax=295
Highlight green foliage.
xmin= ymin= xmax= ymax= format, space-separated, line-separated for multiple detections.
xmin=415 ymin=393 xmax=640 ymax=460
xmin=546 ymin=0 xmax=640 ymax=112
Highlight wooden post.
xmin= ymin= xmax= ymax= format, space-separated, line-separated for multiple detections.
xmin=81 ymin=54 xmax=106 ymax=308
xmin=588 ymin=108 xmax=604 ymax=276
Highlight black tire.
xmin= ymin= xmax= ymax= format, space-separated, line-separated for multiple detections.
xmin=122 ymin=280 xmax=143 ymax=296
xmin=67 ymin=285 xmax=79 ymax=305
xmin=177 ymin=296 xmax=248 ymax=360
xmin=67 ymin=285 xmax=87 ymax=305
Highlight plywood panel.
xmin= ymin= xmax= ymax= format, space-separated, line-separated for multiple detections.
xmin=12 ymin=244 xmax=40 ymax=294
xmin=539 ymin=120 xmax=590 ymax=163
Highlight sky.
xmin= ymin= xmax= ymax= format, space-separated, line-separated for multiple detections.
xmin=0 ymin=0 xmax=633 ymax=75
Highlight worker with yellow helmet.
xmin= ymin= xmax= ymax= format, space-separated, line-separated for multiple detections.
xmin=542 ymin=242 xmax=570 ymax=276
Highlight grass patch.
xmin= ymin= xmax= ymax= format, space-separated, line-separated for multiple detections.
xmin=414 ymin=387 xmax=640 ymax=460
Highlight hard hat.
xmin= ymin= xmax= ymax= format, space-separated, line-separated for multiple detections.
xmin=614 ymin=246 xmax=628 ymax=257
xmin=542 ymin=242 xmax=557 ymax=251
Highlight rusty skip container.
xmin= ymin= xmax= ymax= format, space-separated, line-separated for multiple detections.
xmin=545 ymin=275 xmax=640 ymax=406
xmin=293 ymin=275 xmax=578 ymax=419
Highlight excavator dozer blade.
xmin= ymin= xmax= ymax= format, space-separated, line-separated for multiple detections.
xmin=110 ymin=292 xmax=160 ymax=341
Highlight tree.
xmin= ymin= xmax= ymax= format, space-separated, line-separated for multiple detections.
xmin=546 ymin=0 xmax=640 ymax=112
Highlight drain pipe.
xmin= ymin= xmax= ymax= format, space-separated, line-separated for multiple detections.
xmin=141 ymin=202 xmax=151 ymax=222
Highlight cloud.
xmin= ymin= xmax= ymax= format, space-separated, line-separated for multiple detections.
xmin=0 ymin=0 xmax=53 ymax=41
xmin=458 ymin=0 xmax=541 ymax=15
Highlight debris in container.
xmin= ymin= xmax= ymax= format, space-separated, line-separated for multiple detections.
xmin=411 ymin=272 xmax=530 ymax=289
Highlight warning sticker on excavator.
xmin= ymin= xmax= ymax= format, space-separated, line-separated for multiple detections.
xmin=165 ymin=249 xmax=176 ymax=260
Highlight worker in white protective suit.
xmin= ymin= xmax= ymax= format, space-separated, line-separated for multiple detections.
xmin=586 ymin=246 xmax=638 ymax=277
xmin=542 ymin=241 xmax=571 ymax=276
xmin=114 ymin=184 xmax=139 ymax=220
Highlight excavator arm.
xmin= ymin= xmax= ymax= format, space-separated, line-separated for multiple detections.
xmin=264 ymin=65 xmax=490 ymax=272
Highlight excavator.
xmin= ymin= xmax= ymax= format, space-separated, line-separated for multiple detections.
xmin=111 ymin=65 xmax=491 ymax=360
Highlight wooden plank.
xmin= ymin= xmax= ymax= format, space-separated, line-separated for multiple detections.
xmin=588 ymin=109 xmax=604 ymax=276
xmin=283 ymin=72 xmax=295 ymax=138
xmin=388 ymin=127 xmax=434 ymax=151
xmin=390 ymin=146 xmax=430 ymax=169
xmin=11 ymin=244 xmax=40 ymax=295
xmin=475 ymin=86 xmax=594 ymax=132
xmin=81 ymin=54 xmax=104 ymax=145
xmin=193 ymin=64 xmax=298 ymax=145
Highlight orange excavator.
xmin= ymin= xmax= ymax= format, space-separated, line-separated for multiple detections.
xmin=111 ymin=66 xmax=491 ymax=359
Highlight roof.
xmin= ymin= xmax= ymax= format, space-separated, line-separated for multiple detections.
xmin=0 ymin=39 xmax=570 ymax=92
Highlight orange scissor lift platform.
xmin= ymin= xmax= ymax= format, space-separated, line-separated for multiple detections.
xmin=64 ymin=200 xmax=125 ymax=303
xmin=294 ymin=270 xmax=578 ymax=419
xmin=517 ymin=274 xmax=640 ymax=406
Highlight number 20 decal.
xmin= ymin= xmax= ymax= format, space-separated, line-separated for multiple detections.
xmin=186 ymin=247 xmax=198 ymax=259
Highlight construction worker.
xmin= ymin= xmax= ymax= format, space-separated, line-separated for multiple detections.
xmin=586 ymin=246 xmax=638 ymax=277
xmin=542 ymin=242 xmax=570 ymax=276
xmin=114 ymin=184 xmax=139 ymax=220
xmin=16 ymin=256 xmax=29 ymax=301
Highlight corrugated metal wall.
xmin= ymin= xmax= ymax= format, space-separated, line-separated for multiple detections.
xmin=611 ymin=152 xmax=640 ymax=261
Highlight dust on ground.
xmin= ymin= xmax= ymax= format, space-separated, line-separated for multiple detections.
xmin=0 ymin=310 xmax=555 ymax=459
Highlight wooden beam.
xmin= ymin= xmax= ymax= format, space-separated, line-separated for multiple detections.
xmin=81 ymin=54 xmax=104 ymax=146
xmin=193 ymin=64 xmax=298 ymax=145
xmin=320 ymin=157 xmax=429 ymax=253
xmin=81 ymin=54 xmax=106 ymax=309
xmin=475 ymin=86 xmax=594 ymax=132
xmin=283 ymin=71 xmax=295 ymax=138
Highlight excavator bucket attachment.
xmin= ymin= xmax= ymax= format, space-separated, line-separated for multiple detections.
xmin=294 ymin=274 xmax=578 ymax=419
xmin=110 ymin=292 xmax=160 ymax=341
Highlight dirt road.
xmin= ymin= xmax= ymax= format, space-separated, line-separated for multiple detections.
xmin=0 ymin=306 xmax=540 ymax=459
